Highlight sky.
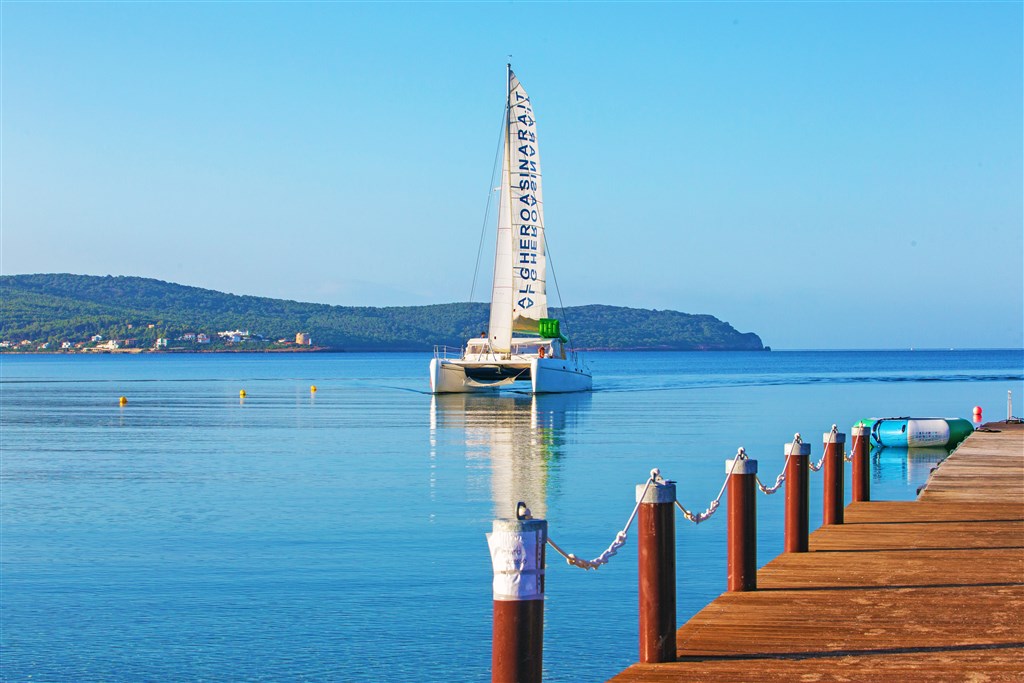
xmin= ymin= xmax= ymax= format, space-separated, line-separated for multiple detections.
xmin=2 ymin=2 xmax=1021 ymax=350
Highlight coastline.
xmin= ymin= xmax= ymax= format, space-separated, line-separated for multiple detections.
xmin=0 ymin=346 xmax=332 ymax=355
xmin=1 ymin=345 xmax=770 ymax=355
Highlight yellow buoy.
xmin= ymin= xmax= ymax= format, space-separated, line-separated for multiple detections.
xmin=119 ymin=396 xmax=128 ymax=406
xmin=310 ymin=385 xmax=317 ymax=393
xmin=239 ymin=389 xmax=246 ymax=398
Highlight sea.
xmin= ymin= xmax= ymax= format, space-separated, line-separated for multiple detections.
xmin=2 ymin=349 xmax=1021 ymax=682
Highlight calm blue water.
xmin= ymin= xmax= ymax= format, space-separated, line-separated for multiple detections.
xmin=2 ymin=350 xmax=1021 ymax=682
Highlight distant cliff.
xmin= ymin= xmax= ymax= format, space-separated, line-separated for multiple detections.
xmin=0 ymin=274 xmax=766 ymax=352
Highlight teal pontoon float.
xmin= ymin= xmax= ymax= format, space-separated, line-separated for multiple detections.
xmin=854 ymin=417 xmax=974 ymax=449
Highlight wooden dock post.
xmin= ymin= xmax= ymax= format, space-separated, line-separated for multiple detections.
xmin=488 ymin=515 xmax=546 ymax=683
xmin=823 ymin=428 xmax=846 ymax=525
xmin=726 ymin=453 xmax=758 ymax=591
xmin=783 ymin=438 xmax=812 ymax=553
xmin=637 ymin=478 xmax=677 ymax=663
xmin=851 ymin=425 xmax=871 ymax=502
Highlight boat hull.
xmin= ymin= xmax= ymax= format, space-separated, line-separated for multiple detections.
xmin=531 ymin=358 xmax=592 ymax=393
xmin=857 ymin=417 xmax=974 ymax=448
xmin=430 ymin=359 xmax=475 ymax=393
xmin=429 ymin=357 xmax=591 ymax=394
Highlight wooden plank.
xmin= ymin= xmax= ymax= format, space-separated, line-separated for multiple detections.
xmin=607 ymin=424 xmax=1024 ymax=682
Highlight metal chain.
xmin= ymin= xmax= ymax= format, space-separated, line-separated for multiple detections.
xmin=546 ymin=470 xmax=658 ymax=570
xmin=676 ymin=448 xmax=744 ymax=524
xmin=809 ymin=424 xmax=839 ymax=472
xmin=754 ymin=434 xmax=800 ymax=495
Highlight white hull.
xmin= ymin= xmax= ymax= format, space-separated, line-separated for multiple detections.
xmin=430 ymin=356 xmax=592 ymax=394
xmin=532 ymin=358 xmax=593 ymax=393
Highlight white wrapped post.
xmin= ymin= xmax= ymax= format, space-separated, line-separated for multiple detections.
xmin=488 ymin=518 xmax=547 ymax=601
xmin=488 ymin=517 xmax=546 ymax=683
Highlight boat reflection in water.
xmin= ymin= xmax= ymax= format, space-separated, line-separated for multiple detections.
xmin=872 ymin=446 xmax=950 ymax=485
xmin=430 ymin=392 xmax=591 ymax=518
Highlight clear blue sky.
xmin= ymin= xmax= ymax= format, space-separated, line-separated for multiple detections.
xmin=3 ymin=1 xmax=1021 ymax=349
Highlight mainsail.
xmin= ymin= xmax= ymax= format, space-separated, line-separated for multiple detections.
xmin=488 ymin=68 xmax=548 ymax=352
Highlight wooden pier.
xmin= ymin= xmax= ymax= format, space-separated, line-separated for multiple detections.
xmin=608 ymin=423 xmax=1024 ymax=682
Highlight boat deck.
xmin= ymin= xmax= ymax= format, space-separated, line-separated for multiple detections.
xmin=607 ymin=422 xmax=1024 ymax=682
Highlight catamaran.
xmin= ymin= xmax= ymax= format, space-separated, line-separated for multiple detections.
xmin=429 ymin=67 xmax=592 ymax=394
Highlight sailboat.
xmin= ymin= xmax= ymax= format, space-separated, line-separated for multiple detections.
xmin=429 ymin=67 xmax=592 ymax=394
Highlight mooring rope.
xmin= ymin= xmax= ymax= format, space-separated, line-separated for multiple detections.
xmin=808 ymin=424 xmax=839 ymax=472
xmin=548 ymin=450 xmax=751 ymax=570
xmin=843 ymin=428 xmax=855 ymax=462
xmin=754 ymin=434 xmax=800 ymax=495
xmin=675 ymin=449 xmax=745 ymax=524
xmin=546 ymin=424 xmax=851 ymax=574
xmin=546 ymin=470 xmax=658 ymax=570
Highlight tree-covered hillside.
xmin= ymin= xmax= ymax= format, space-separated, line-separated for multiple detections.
xmin=0 ymin=274 xmax=765 ymax=351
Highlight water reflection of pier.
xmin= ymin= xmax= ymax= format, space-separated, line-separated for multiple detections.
xmin=429 ymin=393 xmax=591 ymax=518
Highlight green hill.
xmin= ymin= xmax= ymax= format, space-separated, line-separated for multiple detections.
xmin=0 ymin=274 xmax=766 ymax=352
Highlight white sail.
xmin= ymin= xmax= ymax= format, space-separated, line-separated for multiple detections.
xmin=488 ymin=103 xmax=514 ymax=352
xmin=488 ymin=68 xmax=548 ymax=352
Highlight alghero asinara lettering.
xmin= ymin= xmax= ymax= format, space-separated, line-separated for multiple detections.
xmin=510 ymin=86 xmax=543 ymax=312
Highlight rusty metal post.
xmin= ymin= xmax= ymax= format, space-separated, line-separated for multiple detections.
xmin=637 ymin=478 xmax=676 ymax=663
xmin=488 ymin=516 xmax=546 ymax=683
xmin=851 ymin=425 xmax=871 ymax=502
xmin=822 ymin=428 xmax=846 ymax=525
xmin=726 ymin=454 xmax=758 ymax=591
xmin=783 ymin=438 xmax=812 ymax=553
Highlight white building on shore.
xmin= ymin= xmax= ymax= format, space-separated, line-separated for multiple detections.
xmin=219 ymin=329 xmax=251 ymax=343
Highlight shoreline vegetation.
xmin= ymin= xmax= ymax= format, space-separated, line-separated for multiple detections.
xmin=1 ymin=274 xmax=767 ymax=353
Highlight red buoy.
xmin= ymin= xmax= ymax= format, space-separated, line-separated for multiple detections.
xmin=973 ymin=405 xmax=982 ymax=415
